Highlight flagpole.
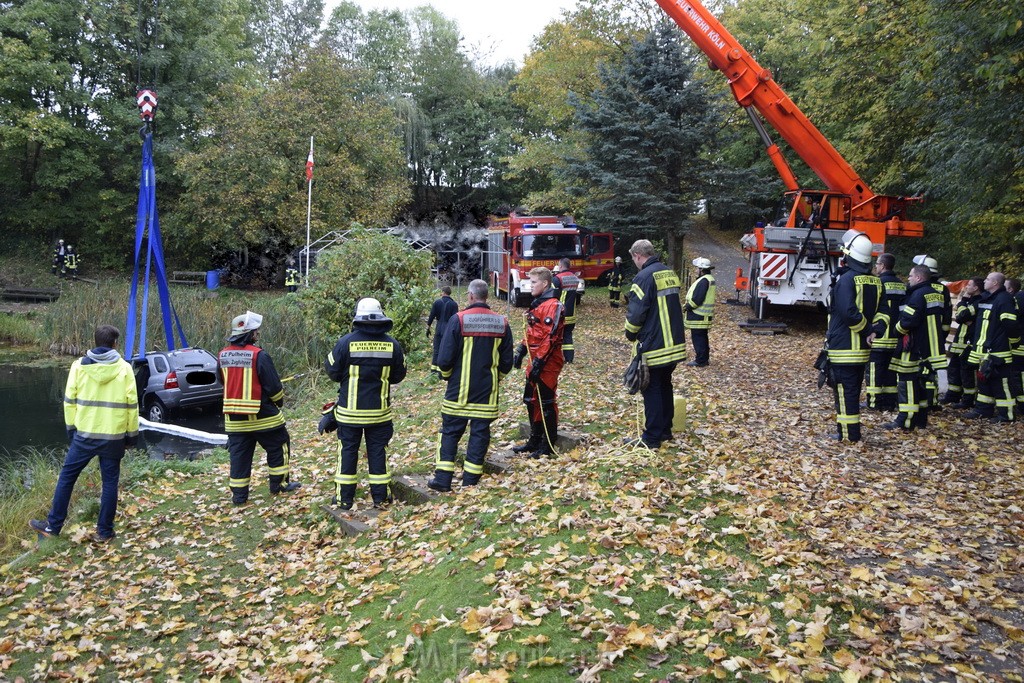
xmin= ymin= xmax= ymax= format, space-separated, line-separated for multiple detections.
xmin=305 ymin=136 xmax=313 ymax=286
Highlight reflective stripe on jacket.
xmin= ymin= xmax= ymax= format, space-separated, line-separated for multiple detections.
xmin=684 ymin=274 xmax=716 ymax=329
xmin=438 ymin=304 xmax=514 ymax=419
xmin=64 ymin=352 xmax=139 ymax=441
xmin=326 ymin=323 xmax=407 ymax=425
xmin=625 ymin=257 xmax=686 ymax=367
xmin=825 ymin=266 xmax=881 ymax=365
xmin=553 ymin=272 xmax=580 ymax=325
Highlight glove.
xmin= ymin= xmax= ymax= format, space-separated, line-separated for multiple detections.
xmin=528 ymin=359 xmax=545 ymax=384
xmin=125 ymin=435 xmax=138 ymax=448
xmin=318 ymin=401 xmax=338 ymax=435
xmin=513 ymin=343 xmax=527 ymax=369
xmin=426 ymin=326 xmax=431 ymax=338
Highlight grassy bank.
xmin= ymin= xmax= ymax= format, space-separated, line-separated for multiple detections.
xmin=0 ymin=292 xmax=1021 ymax=681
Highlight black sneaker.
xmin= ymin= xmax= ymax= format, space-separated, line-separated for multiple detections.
xmin=29 ymin=519 xmax=58 ymax=538
xmin=271 ymin=481 xmax=302 ymax=495
xmin=426 ymin=479 xmax=452 ymax=493
xmin=622 ymin=437 xmax=659 ymax=450
xmin=91 ymin=532 xmax=116 ymax=544
xmin=372 ymin=499 xmax=392 ymax=510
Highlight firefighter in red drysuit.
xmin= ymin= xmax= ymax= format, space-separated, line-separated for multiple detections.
xmin=552 ymin=258 xmax=579 ymax=363
xmin=219 ymin=311 xmax=301 ymax=505
xmin=512 ymin=267 xmax=564 ymax=458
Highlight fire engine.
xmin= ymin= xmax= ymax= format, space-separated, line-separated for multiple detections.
xmin=654 ymin=0 xmax=924 ymax=318
xmin=487 ymin=212 xmax=615 ymax=307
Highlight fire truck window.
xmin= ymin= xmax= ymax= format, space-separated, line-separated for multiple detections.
xmin=591 ymin=235 xmax=611 ymax=254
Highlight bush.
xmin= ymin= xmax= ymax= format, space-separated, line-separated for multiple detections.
xmin=298 ymin=229 xmax=434 ymax=360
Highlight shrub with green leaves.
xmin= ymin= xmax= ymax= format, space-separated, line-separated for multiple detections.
xmin=298 ymin=230 xmax=434 ymax=360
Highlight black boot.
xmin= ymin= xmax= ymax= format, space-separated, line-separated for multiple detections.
xmin=512 ymin=421 xmax=543 ymax=453
xmin=529 ymin=413 xmax=557 ymax=459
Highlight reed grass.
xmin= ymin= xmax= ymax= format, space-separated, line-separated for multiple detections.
xmin=42 ymin=283 xmax=329 ymax=374
xmin=0 ymin=447 xmax=69 ymax=561
xmin=0 ymin=313 xmax=42 ymax=345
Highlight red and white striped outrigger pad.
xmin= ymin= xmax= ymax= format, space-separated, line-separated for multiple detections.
xmin=137 ymin=90 xmax=158 ymax=121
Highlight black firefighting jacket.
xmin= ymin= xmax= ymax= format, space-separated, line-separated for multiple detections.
xmin=325 ymin=319 xmax=407 ymax=425
xmin=438 ymin=303 xmax=514 ymax=419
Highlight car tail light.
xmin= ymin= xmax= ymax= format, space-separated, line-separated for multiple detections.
xmin=164 ymin=371 xmax=179 ymax=389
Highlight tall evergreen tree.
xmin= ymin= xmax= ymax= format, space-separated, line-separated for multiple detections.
xmin=565 ymin=22 xmax=734 ymax=270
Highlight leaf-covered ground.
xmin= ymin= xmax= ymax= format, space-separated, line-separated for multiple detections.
xmin=1 ymin=272 xmax=1022 ymax=682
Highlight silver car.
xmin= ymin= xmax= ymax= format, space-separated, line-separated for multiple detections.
xmin=133 ymin=348 xmax=223 ymax=422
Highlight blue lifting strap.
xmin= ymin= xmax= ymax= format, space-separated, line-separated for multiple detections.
xmin=125 ymin=130 xmax=189 ymax=360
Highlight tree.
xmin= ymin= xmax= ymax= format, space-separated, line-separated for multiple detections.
xmin=565 ymin=23 xmax=734 ymax=271
xmin=168 ymin=49 xmax=409 ymax=264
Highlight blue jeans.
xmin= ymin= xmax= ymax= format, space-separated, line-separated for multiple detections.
xmin=47 ymin=436 xmax=124 ymax=537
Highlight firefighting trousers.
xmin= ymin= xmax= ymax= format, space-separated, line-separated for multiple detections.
xmin=831 ymin=364 xmax=865 ymax=442
xmin=865 ymin=349 xmax=898 ymax=410
xmin=690 ymin=328 xmax=710 ymax=365
xmin=433 ymin=414 xmax=493 ymax=487
xmin=609 ymin=287 xmax=621 ymax=307
xmin=975 ymin=364 xmax=1021 ymax=421
xmin=335 ymin=422 xmax=393 ymax=504
xmin=228 ymin=426 xmax=291 ymax=503
xmin=893 ymin=369 xmax=928 ymax=430
xmin=944 ymin=352 xmax=976 ymax=403
xmin=524 ymin=378 xmax=558 ymax=452
xmin=641 ymin=364 xmax=676 ymax=445
xmin=562 ymin=323 xmax=576 ymax=363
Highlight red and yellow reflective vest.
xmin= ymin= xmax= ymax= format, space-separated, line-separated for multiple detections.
xmin=219 ymin=344 xmax=264 ymax=415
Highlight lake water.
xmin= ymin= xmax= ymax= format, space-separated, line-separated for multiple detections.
xmin=0 ymin=362 xmax=224 ymax=462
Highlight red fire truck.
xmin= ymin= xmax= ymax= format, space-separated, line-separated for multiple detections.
xmin=487 ymin=212 xmax=616 ymax=307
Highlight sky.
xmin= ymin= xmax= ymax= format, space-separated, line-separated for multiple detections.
xmin=331 ymin=0 xmax=580 ymax=66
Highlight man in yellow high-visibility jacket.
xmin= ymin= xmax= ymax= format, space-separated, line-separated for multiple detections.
xmin=30 ymin=325 xmax=139 ymax=543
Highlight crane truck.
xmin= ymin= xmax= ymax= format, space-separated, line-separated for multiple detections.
xmin=653 ymin=0 xmax=923 ymax=318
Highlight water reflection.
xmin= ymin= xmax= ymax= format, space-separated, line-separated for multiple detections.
xmin=0 ymin=362 xmax=224 ymax=462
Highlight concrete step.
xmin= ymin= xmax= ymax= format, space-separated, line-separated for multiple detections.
xmin=321 ymin=504 xmax=380 ymax=537
xmin=390 ymin=473 xmax=442 ymax=505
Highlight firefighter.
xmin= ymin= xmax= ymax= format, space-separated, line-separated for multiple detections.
xmin=881 ymin=264 xmax=934 ymax=431
xmin=942 ymin=277 xmax=984 ymax=407
xmin=1006 ymin=278 xmax=1024 ymax=412
xmin=608 ymin=256 xmax=625 ymax=308
xmin=62 ymin=245 xmax=79 ymax=278
xmin=427 ymin=280 xmax=513 ymax=491
xmin=325 ymin=298 xmax=407 ymax=509
xmin=219 ymin=311 xmax=301 ymax=506
xmin=426 ymin=285 xmax=459 ymax=377
xmin=51 ymin=239 xmax=66 ymax=275
xmin=512 ymin=267 xmax=564 ymax=458
xmin=684 ymin=257 xmax=716 ymax=367
xmin=965 ymin=272 xmax=1021 ymax=423
xmin=912 ymin=255 xmax=952 ymax=408
xmin=865 ymin=253 xmax=905 ymax=411
xmin=826 ymin=231 xmax=881 ymax=442
xmin=29 ymin=325 xmax=138 ymax=543
xmin=552 ymin=258 xmax=579 ymax=363
xmin=284 ymin=257 xmax=300 ymax=293
xmin=624 ymin=239 xmax=686 ymax=449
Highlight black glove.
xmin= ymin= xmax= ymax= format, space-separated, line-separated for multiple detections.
xmin=513 ymin=343 xmax=527 ymax=369
xmin=125 ymin=435 xmax=138 ymax=448
xmin=426 ymin=326 xmax=431 ymax=338
xmin=318 ymin=401 xmax=338 ymax=435
xmin=528 ymin=358 xmax=545 ymax=384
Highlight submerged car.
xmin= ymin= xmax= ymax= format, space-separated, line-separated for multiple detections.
xmin=132 ymin=348 xmax=223 ymax=422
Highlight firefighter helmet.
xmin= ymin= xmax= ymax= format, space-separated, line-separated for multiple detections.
xmin=614 ymin=256 xmax=622 ymax=263
xmin=229 ymin=310 xmax=263 ymax=336
xmin=692 ymin=257 xmax=713 ymax=270
xmin=841 ymin=230 xmax=873 ymax=266
xmin=353 ymin=297 xmax=390 ymax=322
xmin=912 ymin=254 xmax=939 ymax=275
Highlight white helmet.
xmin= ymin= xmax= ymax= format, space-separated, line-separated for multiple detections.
xmin=841 ymin=230 xmax=873 ymax=265
xmin=912 ymin=254 xmax=939 ymax=275
xmin=614 ymin=256 xmax=622 ymax=263
xmin=692 ymin=257 xmax=713 ymax=270
xmin=229 ymin=310 xmax=263 ymax=335
xmin=353 ymin=297 xmax=390 ymax=322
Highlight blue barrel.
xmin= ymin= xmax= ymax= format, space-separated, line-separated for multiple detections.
xmin=206 ymin=270 xmax=220 ymax=290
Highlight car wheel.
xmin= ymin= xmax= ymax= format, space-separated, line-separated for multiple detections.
xmin=147 ymin=400 xmax=167 ymax=423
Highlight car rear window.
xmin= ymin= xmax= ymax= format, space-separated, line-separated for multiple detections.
xmin=154 ymin=356 xmax=168 ymax=373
